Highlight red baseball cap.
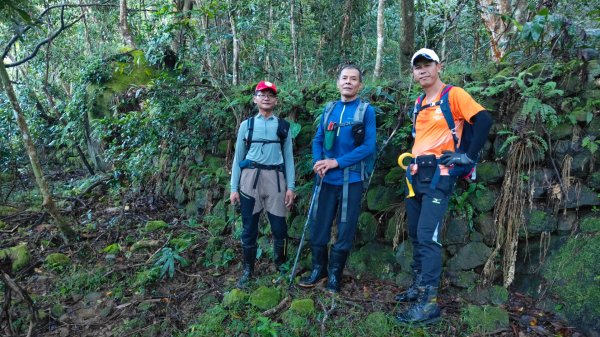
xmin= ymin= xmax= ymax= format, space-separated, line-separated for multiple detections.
xmin=255 ymin=81 xmax=277 ymax=94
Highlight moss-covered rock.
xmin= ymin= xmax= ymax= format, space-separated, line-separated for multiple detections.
xmin=144 ymin=220 xmax=168 ymax=232
xmin=249 ymin=286 xmax=280 ymax=310
xmin=580 ymin=215 xmax=600 ymax=233
xmin=348 ymin=242 xmax=397 ymax=280
xmin=289 ymin=298 xmax=315 ymax=317
xmin=562 ymin=184 xmax=600 ymax=208
xmin=394 ymin=240 xmax=413 ymax=272
xmin=45 ymin=253 xmax=71 ymax=270
xmin=520 ymin=209 xmax=557 ymax=238
xmin=465 ymin=285 xmax=509 ymax=305
xmin=475 ymin=212 xmax=495 ymax=246
xmin=0 ymin=244 xmax=30 ymax=272
xmin=476 ymin=162 xmax=505 ymax=184
xmin=470 ymin=188 xmax=498 ymax=213
xmin=461 ymin=305 xmax=509 ymax=334
xmin=543 ymin=232 xmax=600 ymax=334
xmin=549 ymin=123 xmax=575 ymax=140
xmin=358 ymin=312 xmax=392 ymax=336
xmin=446 ymin=242 xmax=492 ymax=271
xmin=384 ymin=167 xmax=404 ymax=186
xmin=444 ymin=217 xmax=469 ymax=245
xmin=356 ymin=212 xmax=378 ymax=244
xmin=447 ymin=270 xmax=479 ymax=289
xmin=366 ymin=186 xmax=398 ymax=212
xmin=222 ymin=289 xmax=248 ymax=309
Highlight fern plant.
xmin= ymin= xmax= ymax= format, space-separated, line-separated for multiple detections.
xmin=154 ymin=247 xmax=189 ymax=278
xmin=497 ymin=129 xmax=548 ymax=156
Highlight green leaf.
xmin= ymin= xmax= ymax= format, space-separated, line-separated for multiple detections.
xmin=289 ymin=120 xmax=301 ymax=139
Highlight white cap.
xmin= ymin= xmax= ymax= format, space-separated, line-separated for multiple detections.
xmin=411 ymin=48 xmax=440 ymax=65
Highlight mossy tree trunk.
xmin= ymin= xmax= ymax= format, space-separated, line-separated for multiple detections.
xmin=399 ymin=0 xmax=415 ymax=71
xmin=0 ymin=61 xmax=75 ymax=241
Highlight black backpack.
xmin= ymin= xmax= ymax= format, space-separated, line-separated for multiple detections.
xmin=243 ymin=116 xmax=290 ymax=160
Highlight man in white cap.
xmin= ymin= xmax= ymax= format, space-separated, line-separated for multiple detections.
xmin=230 ymin=81 xmax=296 ymax=288
xmin=395 ymin=48 xmax=493 ymax=324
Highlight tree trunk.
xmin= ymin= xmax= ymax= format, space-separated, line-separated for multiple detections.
xmin=290 ymin=0 xmax=300 ymax=82
xmin=340 ymin=0 xmax=353 ymax=59
xmin=0 ymin=62 xmax=75 ymax=241
xmin=265 ymin=1 xmax=273 ymax=73
xmin=478 ymin=0 xmax=511 ymax=63
xmin=374 ymin=0 xmax=385 ymax=79
xmin=119 ymin=0 xmax=136 ymax=48
xmin=229 ymin=0 xmax=240 ymax=85
xmin=399 ymin=0 xmax=415 ymax=72
xmin=172 ymin=0 xmax=192 ymax=54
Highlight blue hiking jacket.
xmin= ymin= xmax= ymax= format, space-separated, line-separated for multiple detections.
xmin=312 ymin=98 xmax=376 ymax=186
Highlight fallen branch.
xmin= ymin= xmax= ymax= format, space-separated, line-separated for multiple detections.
xmin=318 ymin=297 xmax=336 ymax=337
xmin=262 ymin=296 xmax=289 ymax=316
xmin=0 ymin=271 xmax=38 ymax=336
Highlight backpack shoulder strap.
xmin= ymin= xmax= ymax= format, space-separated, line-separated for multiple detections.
xmin=322 ymin=101 xmax=336 ymax=129
xmin=245 ymin=116 xmax=255 ymax=150
xmin=438 ymin=85 xmax=459 ymax=149
xmin=411 ymin=94 xmax=426 ymax=138
xmin=277 ymin=117 xmax=290 ymax=145
xmin=354 ymin=100 xmax=369 ymax=122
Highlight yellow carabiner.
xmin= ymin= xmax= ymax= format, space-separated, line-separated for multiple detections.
xmin=397 ymin=153 xmax=416 ymax=198
xmin=397 ymin=152 xmax=414 ymax=170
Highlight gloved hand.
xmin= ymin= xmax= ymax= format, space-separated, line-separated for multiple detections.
xmin=439 ymin=151 xmax=473 ymax=166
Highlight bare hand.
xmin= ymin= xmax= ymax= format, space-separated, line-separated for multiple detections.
xmin=230 ymin=192 xmax=240 ymax=205
xmin=285 ymin=189 xmax=296 ymax=209
xmin=313 ymin=159 xmax=339 ymax=178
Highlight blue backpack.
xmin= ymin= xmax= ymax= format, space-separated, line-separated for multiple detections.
xmin=322 ymin=100 xmax=375 ymax=187
xmin=411 ymin=85 xmax=477 ymax=180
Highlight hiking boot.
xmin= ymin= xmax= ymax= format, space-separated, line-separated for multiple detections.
xmin=298 ymin=246 xmax=328 ymax=288
xmin=394 ymin=270 xmax=422 ymax=302
xmin=273 ymin=238 xmax=287 ymax=272
xmin=396 ymin=285 xmax=441 ymax=325
xmin=325 ymin=248 xmax=349 ymax=293
xmin=236 ymin=246 xmax=256 ymax=288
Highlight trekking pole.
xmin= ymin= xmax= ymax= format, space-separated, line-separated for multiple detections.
xmin=288 ymin=176 xmax=323 ymax=288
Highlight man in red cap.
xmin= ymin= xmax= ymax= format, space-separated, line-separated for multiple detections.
xmin=230 ymin=81 xmax=296 ymax=288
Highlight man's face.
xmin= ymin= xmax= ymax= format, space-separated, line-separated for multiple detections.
xmin=412 ymin=59 xmax=442 ymax=87
xmin=337 ymin=68 xmax=362 ymax=100
xmin=254 ymin=89 xmax=277 ymax=111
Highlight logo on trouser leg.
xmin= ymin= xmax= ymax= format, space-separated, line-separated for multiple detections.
xmin=432 ymin=198 xmax=441 ymax=204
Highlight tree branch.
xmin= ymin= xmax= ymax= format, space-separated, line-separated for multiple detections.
xmin=2 ymin=1 xmax=156 ymax=62
xmin=5 ymin=15 xmax=83 ymax=68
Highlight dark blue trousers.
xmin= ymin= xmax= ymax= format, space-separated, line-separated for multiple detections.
xmin=405 ymin=175 xmax=456 ymax=287
xmin=310 ymin=181 xmax=363 ymax=252
xmin=240 ymin=193 xmax=287 ymax=249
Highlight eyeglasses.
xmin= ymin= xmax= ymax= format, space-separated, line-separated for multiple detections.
xmin=256 ymin=93 xmax=276 ymax=99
